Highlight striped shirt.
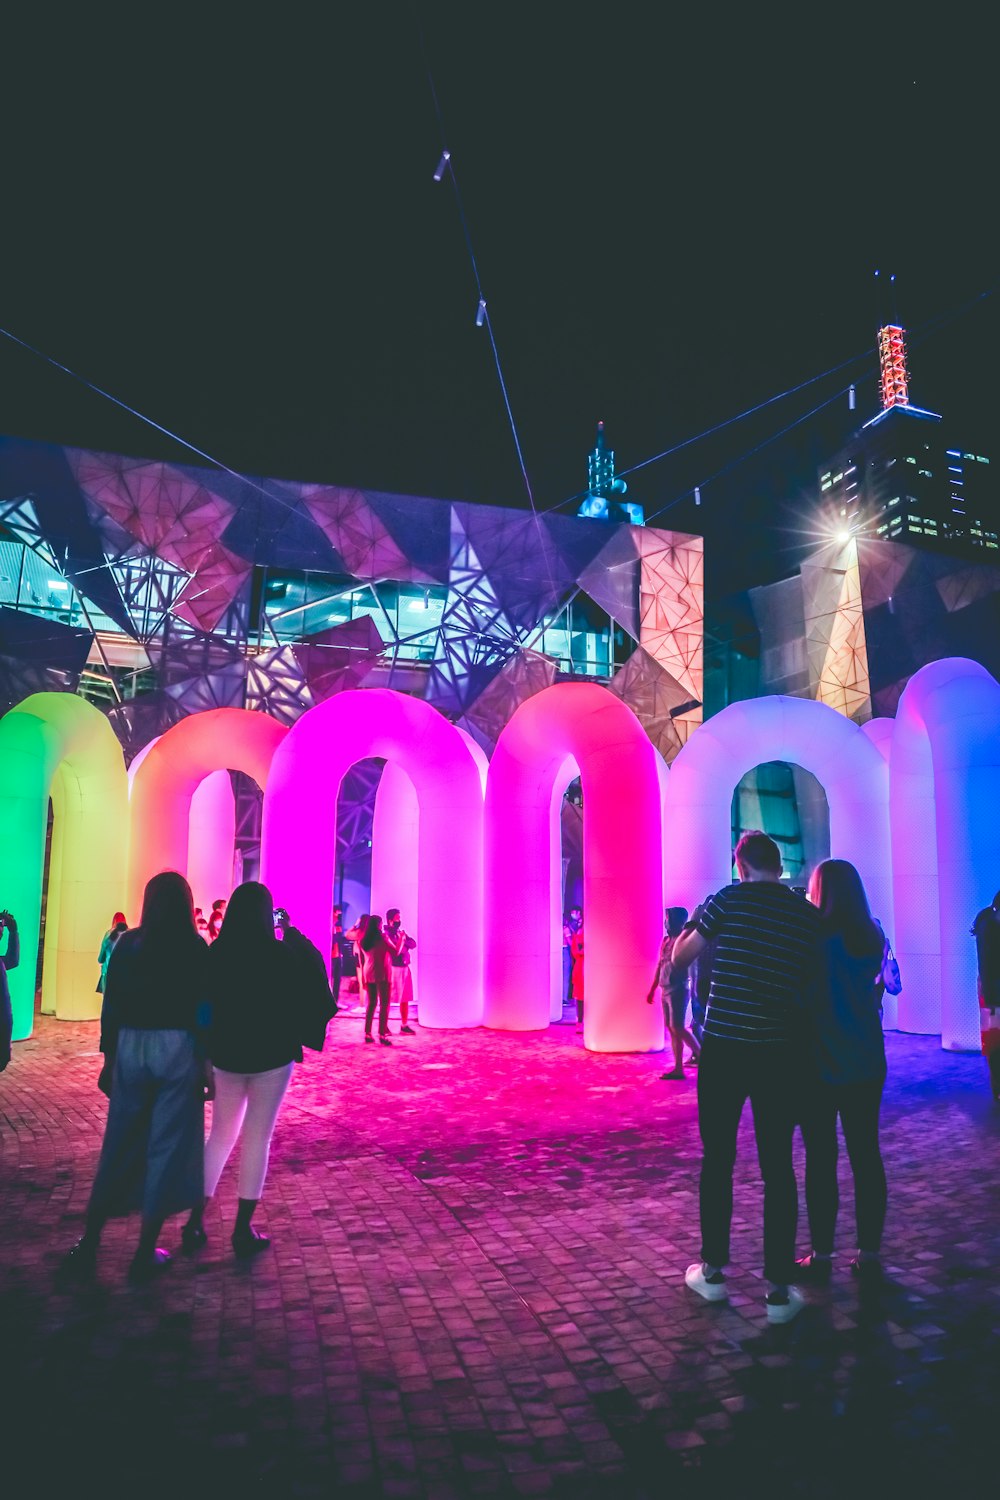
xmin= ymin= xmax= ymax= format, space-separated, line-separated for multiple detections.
xmin=695 ymin=881 xmax=821 ymax=1045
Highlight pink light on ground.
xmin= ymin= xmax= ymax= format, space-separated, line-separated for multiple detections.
xmin=260 ymin=689 xmax=484 ymax=1028
xmin=891 ymin=658 xmax=1000 ymax=1050
xmin=663 ymin=694 xmax=892 ymax=933
xmin=484 ymin=683 xmax=664 ymax=1053
xmin=127 ymin=709 xmax=287 ymax=918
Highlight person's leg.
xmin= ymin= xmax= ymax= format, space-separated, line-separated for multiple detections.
xmin=839 ymin=1077 xmax=887 ymax=1257
xmin=399 ymin=969 xmax=415 ymax=1032
xmin=683 ymin=1025 xmax=702 ymax=1061
xmin=378 ymin=981 xmax=391 ymax=1040
xmin=364 ymin=983 xmax=378 ymax=1038
xmin=800 ymin=1085 xmax=839 ymax=1257
xmin=134 ymin=1034 xmax=204 ymax=1275
xmin=331 ymin=956 xmax=343 ymax=1008
xmin=81 ymin=1038 xmax=154 ymax=1251
xmin=696 ymin=1042 xmax=748 ymax=1273
xmin=187 ymin=1069 xmax=249 ymax=1234
xmin=748 ymin=1053 xmax=800 ymax=1292
xmin=232 ymin=1063 xmax=294 ymax=1250
xmin=662 ymin=1024 xmax=685 ymax=1079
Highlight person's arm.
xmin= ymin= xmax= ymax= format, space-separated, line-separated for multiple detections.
xmin=671 ymin=928 xmax=706 ymax=972
xmin=97 ymin=937 xmax=128 ymax=1095
xmin=1 ymin=913 xmax=20 ymax=972
xmin=673 ymin=892 xmax=724 ymax=972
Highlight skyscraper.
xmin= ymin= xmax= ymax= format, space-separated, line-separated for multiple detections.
xmin=819 ymin=325 xmax=996 ymax=554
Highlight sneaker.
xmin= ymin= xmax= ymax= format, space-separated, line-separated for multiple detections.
xmin=379 ymin=1035 xmax=393 ymax=1047
xmin=399 ymin=1025 xmax=416 ymax=1035
xmin=794 ymin=1252 xmax=832 ymax=1284
xmin=128 ymin=1247 xmax=172 ymax=1284
xmin=848 ymin=1255 xmax=883 ymax=1285
xmin=765 ymin=1286 xmax=806 ymax=1324
xmin=364 ymin=1034 xmax=376 ymax=1044
xmin=660 ymin=1068 xmax=685 ymax=1081
xmin=181 ymin=1223 xmax=208 ymax=1253
xmin=684 ymin=1262 xmax=728 ymax=1302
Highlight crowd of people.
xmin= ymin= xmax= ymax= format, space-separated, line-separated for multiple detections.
xmin=1 ymin=844 xmax=998 ymax=1313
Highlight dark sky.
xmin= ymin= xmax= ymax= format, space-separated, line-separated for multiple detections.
xmin=1 ymin=6 xmax=995 ymax=596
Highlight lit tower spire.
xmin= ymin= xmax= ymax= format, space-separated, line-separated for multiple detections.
xmin=877 ymin=324 xmax=910 ymax=411
xmin=587 ymin=420 xmax=618 ymax=499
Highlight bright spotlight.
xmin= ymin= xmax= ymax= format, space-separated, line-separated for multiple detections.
xmin=835 ymin=530 xmax=852 ymax=544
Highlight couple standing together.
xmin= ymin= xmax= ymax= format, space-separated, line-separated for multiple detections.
xmin=671 ymin=831 xmax=888 ymax=1324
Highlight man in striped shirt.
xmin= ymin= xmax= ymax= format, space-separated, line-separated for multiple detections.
xmin=671 ymin=831 xmax=822 ymax=1324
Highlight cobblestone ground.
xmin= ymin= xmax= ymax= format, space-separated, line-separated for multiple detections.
xmin=2 ymin=1014 xmax=999 ymax=1499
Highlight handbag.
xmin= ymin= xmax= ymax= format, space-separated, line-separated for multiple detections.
xmin=881 ymin=943 xmax=902 ymax=996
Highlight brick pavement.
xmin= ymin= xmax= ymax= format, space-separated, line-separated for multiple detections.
xmin=1 ymin=1015 xmax=999 ymax=1499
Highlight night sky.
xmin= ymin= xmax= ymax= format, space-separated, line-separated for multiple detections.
xmin=1 ymin=7 xmax=995 ymax=596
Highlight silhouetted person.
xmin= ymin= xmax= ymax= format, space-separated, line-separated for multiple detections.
xmin=64 ymin=872 xmax=212 ymax=1282
xmin=1 ymin=909 xmax=20 ymax=1072
xmin=672 ymin=831 xmax=822 ymax=1324
xmin=796 ymin=859 xmax=888 ymax=1285
xmin=361 ymin=915 xmax=393 ymax=1046
xmin=183 ymin=883 xmax=333 ymax=1257
xmin=972 ymin=890 xmax=1000 ymax=1103
xmin=570 ymin=922 xmax=585 ymax=1025
xmin=386 ymin=908 xmax=416 ymax=1034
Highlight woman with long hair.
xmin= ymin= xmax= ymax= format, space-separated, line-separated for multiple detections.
xmin=183 ymin=882 xmax=333 ymax=1255
xmin=360 ymin=914 xmax=393 ymax=1046
xmin=797 ymin=858 xmax=888 ymax=1285
xmin=66 ymin=872 xmax=212 ymax=1282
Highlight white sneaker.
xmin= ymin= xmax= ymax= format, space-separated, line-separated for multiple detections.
xmin=684 ymin=1262 xmax=729 ymax=1302
xmin=765 ymin=1286 xmax=806 ymax=1324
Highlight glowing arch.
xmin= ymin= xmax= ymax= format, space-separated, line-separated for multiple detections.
xmin=663 ymin=694 xmax=892 ymax=930
xmin=0 ymin=692 xmax=127 ymax=1037
xmin=129 ymin=740 xmax=236 ymax=916
xmin=128 ymin=709 xmax=287 ymax=918
xmin=484 ymin=683 xmax=664 ymax=1053
xmin=891 ymin=658 xmax=1000 ymax=1050
xmin=260 ymin=689 xmax=484 ymax=1028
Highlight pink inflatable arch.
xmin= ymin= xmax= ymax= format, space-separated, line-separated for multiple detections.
xmin=129 ymin=740 xmax=236 ymax=917
xmin=484 ymin=683 xmax=664 ymax=1053
xmin=128 ymin=709 xmax=288 ymax=918
xmin=891 ymin=658 xmax=1000 ymax=1050
xmin=260 ymin=689 xmax=484 ymax=1028
xmin=663 ymin=694 xmax=892 ymax=931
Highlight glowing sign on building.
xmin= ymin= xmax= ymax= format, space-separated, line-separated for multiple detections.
xmin=878 ymin=325 xmax=910 ymax=410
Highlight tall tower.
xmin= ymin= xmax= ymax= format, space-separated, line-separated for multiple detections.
xmin=577 ymin=420 xmax=643 ymax=523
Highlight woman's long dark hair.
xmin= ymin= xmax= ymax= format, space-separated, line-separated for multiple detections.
xmin=214 ymin=882 xmax=277 ymax=952
xmin=808 ymin=859 xmax=884 ymax=968
xmin=360 ymin=914 xmax=383 ymax=952
xmin=139 ymin=871 xmax=198 ymax=945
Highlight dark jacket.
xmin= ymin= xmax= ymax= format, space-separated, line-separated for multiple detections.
xmin=814 ymin=932 xmax=886 ymax=1086
xmin=100 ymin=928 xmax=210 ymax=1060
xmin=206 ymin=926 xmax=334 ymax=1074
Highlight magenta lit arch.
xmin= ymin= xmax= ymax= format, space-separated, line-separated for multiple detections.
xmin=891 ymin=658 xmax=1000 ymax=1050
xmin=484 ymin=683 xmax=664 ymax=1053
xmin=260 ymin=689 xmax=484 ymax=1028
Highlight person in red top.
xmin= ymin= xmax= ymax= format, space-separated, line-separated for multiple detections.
xmin=570 ymin=923 xmax=585 ymax=1025
xmin=360 ymin=915 xmax=393 ymax=1046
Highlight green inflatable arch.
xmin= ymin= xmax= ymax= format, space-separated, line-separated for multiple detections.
xmin=0 ymin=693 xmax=127 ymax=1040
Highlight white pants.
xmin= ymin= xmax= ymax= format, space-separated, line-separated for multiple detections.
xmin=204 ymin=1063 xmax=294 ymax=1201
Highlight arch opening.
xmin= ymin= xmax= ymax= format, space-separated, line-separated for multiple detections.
xmin=731 ymin=761 xmax=831 ymax=891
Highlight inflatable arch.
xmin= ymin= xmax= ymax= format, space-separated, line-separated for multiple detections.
xmin=129 ymin=740 xmax=236 ymax=917
xmin=484 ymin=683 xmax=664 ymax=1053
xmin=891 ymin=658 xmax=1000 ymax=1051
xmin=662 ymin=695 xmax=892 ymax=932
xmin=260 ymin=689 xmax=484 ymax=1028
xmin=0 ymin=692 xmax=127 ymax=1037
xmin=128 ymin=708 xmax=288 ymax=919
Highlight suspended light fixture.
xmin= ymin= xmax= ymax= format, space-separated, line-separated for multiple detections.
xmin=694 ymin=486 xmax=702 ymax=506
xmin=432 ymin=150 xmax=451 ymax=182
xmin=848 ymin=384 xmax=856 ymax=411
xmin=475 ymin=298 xmax=487 ymax=327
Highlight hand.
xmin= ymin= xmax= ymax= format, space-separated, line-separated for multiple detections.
xmin=0 ymin=909 xmax=13 ymax=932
xmin=646 ymin=989 xmax=656 ymax=1005
xmin=97 ymin=1061 xmax=113 ymax=1098
xmin=202 ymin=1062 xmax=215 ymax=1101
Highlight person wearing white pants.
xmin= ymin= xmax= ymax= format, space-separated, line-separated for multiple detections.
xmin=204 ymin=1062 xmax=294 ymax=1201
xmin=183 ymin=881 xmax=333 ymax=1257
